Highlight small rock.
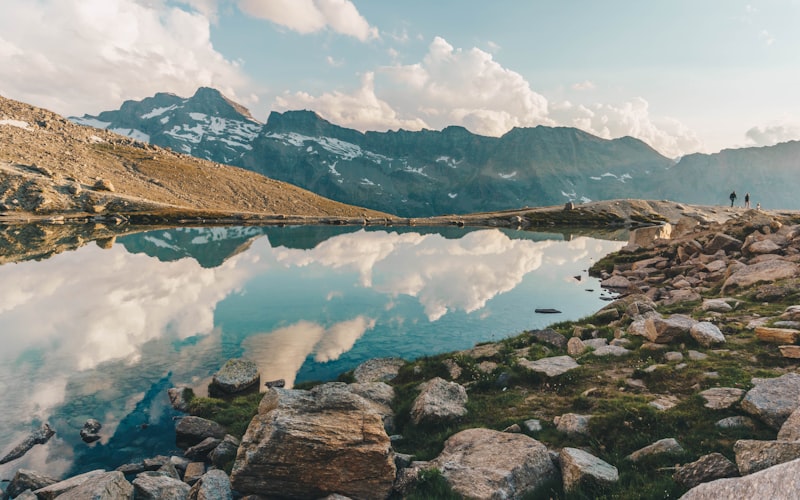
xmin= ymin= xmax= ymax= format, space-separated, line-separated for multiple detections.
xmin=209 ymin=358 xmax=259 ymax=396
xmin=716 ymin=416 xmax=756 ymax=429
xmin=168 ymin=386 xmax=193 ymax=413
xmin=410 ymin=377 xmax=468 ymax=425
xmin=690 ymin=322 xmax=726 ymax=347
xmin=673 ymin=452 xmax=739 ymax=489
xmin=80 ymin=419 xmax=102 ymax=443
xmin=518 ymin=355 xmax=580 ymax=377
xmin=665 ymin=351 xmax=684 ymax=362
xmin=92 ymin=178 xmax=115 ymax=192
xmin=700 ymin=388 xmax=745 ymax=410
xmin=627 ymin=438 xmax=684 ymax=462
xmin=352 ymin=358 xmax=404 ymax=383
xmin=523 ymin=419 xmax=542 ymax=432
xmin=556 ymin=413 xmax=592 ymax=435
xmin=560 ymin=447 xmax=618 ymax=492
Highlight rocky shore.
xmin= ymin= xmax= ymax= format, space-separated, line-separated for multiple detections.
xmin=2 ymin=206 xmax=800 ymax=498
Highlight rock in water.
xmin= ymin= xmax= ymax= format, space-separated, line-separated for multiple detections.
xmin=230 ymin=384 xmax=395 ymax=499
xmin=80 ymin=419 xmax=102 ymax=443
xmin=209 ymin=358 xmax=259 ymax=396
xmin=0 ymin=422 xmax=55 ymax=464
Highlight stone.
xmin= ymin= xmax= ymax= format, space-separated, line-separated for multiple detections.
xmin=680 ymin=457 xmax=800 ymax=499
xmin=4 ymin=469 xmax=58 ymax=499
xmin=459 ymin=343 xmax=501 ymax=359
xmin=734 ymin=439 xmax=800 ymax=475
xmin=644 ymin=314 xmax=696 ymax=343
xmin=567 ymin=336 xmax=586 ymax=356
xmin=442 ymin=358 xmax=462 ymax=379
xmin=747 ymin=239 xmax=782 ymax=255
xmin=673 ymin=452 xmax=739 ymax=489
xmin=665 ymin=351 xmax=684 ymax=362
xmin=716 ymin=416 xmax=756 ymax=429
xmin=779 ymin=408 xmax=800 ymax=441
xmin=92 ymin=178 xmax=115 ymax=192
xmin=33 ymin=470 xmax=120 ymax=500
xmin=183 ymin=462 xmax=205 ymax=486
xmin=530 ymin=328 xmax=568 ymax=349
xmin=430 ymin=428 xmax=557 ymax=499
xmin=556 ymin=413 xmax=592 ymax=435
xmin=209 ymin=434 xmax=240 ymax=468
xmin=518 ymin=355 xmax=580 ymax=377
xmin=503 ymin=423 xmax=521 ymax=433
xmin=649 ymin=395 xmax=680 ymax=411
xmin=410 ymin=377 xmax=468 ymax=425
xmin=688 ymin=350 xmax=708 ymax=360
xmin=690 ymin=322 xmax=726 ymax=347
xmin=50 ymin=471 xmax=132 ymax=500
xmin=591 ymin=345 xmax=631 ymax=357
xmin=523 ymin=419 xmax=542 ymax=432
xmin=184 ymin=437 xmax=222 ymax=461
xmin=601 ymin=275 xmax=632 ymax=289
xmin=188 ymin=469 xmax=232 ymax=500
xmin=477 ymin=360 xmax=498 ymax=373
xmin=167 ymin=386 xmax=192 ymax=413
xmin=0 ymin=422 xmax=56 ymax=465
xmin=780 ymin=345 xmax=800 ymax=358
xmin=209 ymin=358 xmax=259 ymax=396
xmin=722 ymin=260 xmax=800 ymax=292
xmin=700 ymin=388 xmax=745 ymax=410
xmin=740 ymin=373 xmax=800 ymax=429
xmin=80 ymin=418 xmax=102 ymax=443
xmin=627 ymin=438 xmax=684 ymax=462
xmin=780 ymin=305 xmax=800 ymax=322
xmin=132 ymin=474 xmax=190 ymax=500
xmin=352 ymin=357 xmax=404 ymax=383
xmin=230 ymin=384 xmax=395 ymax=499
xmin=755 ymin=326 xmax=800 ymax=344
xmin=560 ymin=447 xmax=619 ymax=492
xmin=704 ymin=233 xmax=742 ymax=254
xmin=175 ymin=416 xmax=227 ymax=449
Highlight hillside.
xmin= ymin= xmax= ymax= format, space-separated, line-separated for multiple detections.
xmin=0 ymin=95 xmax=388 ymax=221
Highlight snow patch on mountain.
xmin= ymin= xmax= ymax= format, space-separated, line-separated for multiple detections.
xmin=404 ymin=166 xmax=429 ymax=177
xmin=142 ymin=105 xmax=177 ymax=119
xmin=264 ymin=132 xmax=392 ymax=164
xmin=70 ymin=117 xmax=111 ymax=129
xmin=436 ymin=156 xmax=461 ymax=168
xmin=448 ymin=193 xmax=458 ymax=199
xmin=499 ymin=171 xmax=517 ymax=179
xmin=0 ymin=119 xmax=31 ymax=130
xmin=111 ymin=128 xmax=150 ymax=142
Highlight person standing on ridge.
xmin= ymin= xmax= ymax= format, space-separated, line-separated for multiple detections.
xmin=745 ymin=192 xmax=751 ymax=209
xmin=729 ymin=190 xmax=737 ymax=207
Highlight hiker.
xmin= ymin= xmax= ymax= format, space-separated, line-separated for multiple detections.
xmin=744 ymin=192 xmax=751 ymax=209
xmin=729 ymin=190 xmax=737 ymax=207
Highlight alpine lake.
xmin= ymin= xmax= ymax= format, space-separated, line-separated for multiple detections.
xmin=0 ymin=222 xmax=626 ymax=481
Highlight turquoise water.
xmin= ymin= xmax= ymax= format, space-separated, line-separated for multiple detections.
xmin=0 ymin=225 xmax=623 ymax=480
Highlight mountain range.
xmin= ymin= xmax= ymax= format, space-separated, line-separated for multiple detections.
xmin=72 ymin=87 xmax=800 ymax=215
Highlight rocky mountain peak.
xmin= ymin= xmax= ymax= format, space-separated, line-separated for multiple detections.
xmin=189 ymin=87 xmax=258 ymax=123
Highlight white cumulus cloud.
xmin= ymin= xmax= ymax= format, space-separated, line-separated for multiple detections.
xmin=237 ymin=0 xmax=378 ymax=41
xmin=0 ymin=0 xmax=251 ymax=117
xmin=745 ymin=123 xmax=800 ymax=147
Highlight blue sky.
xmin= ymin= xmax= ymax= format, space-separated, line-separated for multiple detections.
xmin=1 ymin=0 xmax=799 ymax=157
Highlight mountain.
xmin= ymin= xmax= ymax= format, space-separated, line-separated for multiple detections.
xmin=0 ymin=94 xmax=387 ymax=219
xmin=72 ymin=88 xmax=800 ymax=215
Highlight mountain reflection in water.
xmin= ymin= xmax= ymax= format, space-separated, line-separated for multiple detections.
xmin=0 ymin=224 xmax=624 ymax=480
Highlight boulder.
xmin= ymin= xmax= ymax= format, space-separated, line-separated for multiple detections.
xmin=92 ymin=178 xmax=115 ymax=192
xmin=4 ymin=469 xmax=58 ymax=499
xmin=33 ymin=470 xmax=125 ymax=500
xmin=716 ymin=416 xmax=756 ymax=429
xmin=175 ymin=416 xmax=227 ymax=449
xmin=230 ymin=384 xmax=396 ymax=499
xmin=556 ymin=413 xmax=592 ymax=435
xmin=209 ymin=358 xmax=259 ymax=396
xmin=184 ymin=437 xmax=222 ymax=461
xmin=560 ymin=447 xmax=618 ymax=492
xmin=644 ymin=315 xmax=696 ymax=343
xmin=680 ymin=457 xmax=800 ymax=499
xmin=430 ymin=428 xmax=557 ymax=499
xmin=352 ymin=357 xmax=404 ymax=383
xmin=755 ymin=326 xmax=800 ymax=344
xmin=740 ymin=373 xmax=800 ymax=429
xmin=704 ymin=233 xmax=742 ymax=255
xmin=410 ymin=377 xmax=468 ymax=425
xmin=627 ymin=438 xmax=684 ymax=462
xmin=701 ymin=299 xmax=733 ymax=312
xmin=722 ymin=260 xmax=800 ymax=292
xmin=699 ymin=388 xmax=744 ymax=410
xmin=601 ymin=275 xmax=632 ymax=289
xmin=0 ymin=422 xmax=56 ymax=465
xmin=50 ymin=471 xmax=132 ymax=500
xmin=689 ymin=322 xmax=726 ymax=347
xmin=188 ymin=469 xmax=232 ymax=500
xmin=567 ymin=336 xmax=586 ymax=357
xmin=208 ymin=434 xmax=240 ymax=468
xmin=780 ymin=305 xmax=800 ymax=322
xmin=747 ymin=239 xmax=782 ymax=255
xmin=518 ymin=355 xmax=580 ymax=377
xmin=530 ymin=328 xmax=568 ymax=350
xmin=183 ymin=462 xmax=205 ymax=486
xmin=734 ymin=439 xmax=800 ymax=475
xmin=673 ymin=453 xmax=739 ymax=489
xmin=779 ymin=408 xmax=800 ymax=441
xmin=80 ymin=418 xmax=102 ymax=443
xmin=167 ymin=386 xmax=193 ymax=413
xmin=132 ymin=474 xmax=190 ymax=500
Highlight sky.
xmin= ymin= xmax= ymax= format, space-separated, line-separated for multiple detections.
xmin=1 ymin=0 xmax=799 ymax=158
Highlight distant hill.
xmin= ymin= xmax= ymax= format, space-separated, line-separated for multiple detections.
xmin=72 ymin=87 xmax=800 ymax=213
xmin=0 ymin=94 xmax=386 ymax=219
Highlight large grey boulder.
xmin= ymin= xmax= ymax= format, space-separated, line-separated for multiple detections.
xmin=37 ymin=471 xmax=132 ymax=500
xmin=349 ymin=381 xmax=396 ymax=432
xmin=4 ymin=469 xmax=58 ymax=499
xmin=518 ymin=355 xmax=580 ymax=377
xmin=208 ymin=434 xmax=240 ymax=468
xmin=209 ymin=358 xmax=259 ymax=396
xmin=778 ymin=407 xmax=800 ymax=441
xmin=410 ymin=377 xmax=468 ymax=425
xmin=188 ymin=469 xmax=232 ymax=500
xmin=699 ymin=388 xmax=744 ymax=410
xmin=734 ymin=439 xmax=800 ymax=475
xmin=175 ymin=416 xmax=227 ymax=449
xmin=230 ymin=384 xmax=396 ymax=499
xmin=680 ymin=456 xmax=800 ymax=499
xmin=673 ymin=452 xmax=738 ymax=489
xmin=689 ymin=322 xmax=726 ymax=347
xmin=530 ymin=328 xmax=568 ymax=350
xmin=353 ymin=357 xmax=404 ymax=383
xmin=740 ymin=373 xmax=800 ymax=430
xmin=430 ymin=428 xmax=557 ymax=499
xmin=556 ymin=413 xmax=592 ymax=436
xmin=560 ymin=447 xmax=618 ymax=492
xmin=722 ymin=260 xmax=800 ymax=292
xmin=132 ymin=474 xmax=190 ymax=500
xmin=704 ymin=233 xmax=742 ymax=254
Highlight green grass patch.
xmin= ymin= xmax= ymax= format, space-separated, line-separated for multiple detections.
xmin=188 ymin=392 xmax=263 ymax=438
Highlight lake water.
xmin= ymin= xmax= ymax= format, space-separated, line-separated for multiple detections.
xmin=0 ymin=224 xmax=624 ymax=481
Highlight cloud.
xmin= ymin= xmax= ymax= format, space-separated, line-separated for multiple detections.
xmin=571 ymin=80 xmax=596 ymax=91
xmin=0 ymin=0 xmax=251 ymax=117
xmin=759 ymin=29 xmax=776 ymax=46
xmin=745 ymin=123 xmax=800 ymax=146
xmin=237 ymin=0 xmax=378 ymax=41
